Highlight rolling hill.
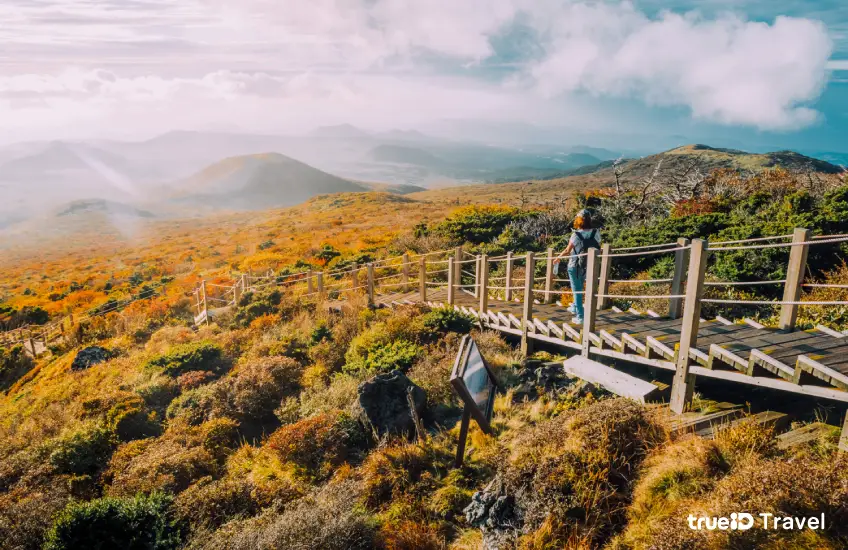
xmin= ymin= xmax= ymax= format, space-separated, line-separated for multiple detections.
xmin=168 ymin=153 xmax=368 ymax=210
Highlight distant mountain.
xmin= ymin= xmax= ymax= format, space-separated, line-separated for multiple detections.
xmin=169 ymin=153 xmax=367 ymax=210
xmin=0 ymin=141 xmax=150 ymax=227
xmin=55 ymin=199 xmax=154 ymax=219
xmin=612 ymin=144 xmax=845 ymax=181
xmin=370 ymin=145 xmax=447 ymax=167
xmin=310 ymin=124 xmax=371 ymax=139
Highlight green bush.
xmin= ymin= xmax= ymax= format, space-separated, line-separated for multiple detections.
xmin=145 ymin=341 xmax=225 ymax=377
xmin=421 ymin=307 xmax=473 ymax=334
xmin=0 ymin=344 xmax=33 ymax=391
xmin=433 ymin=205 xmax=523 ymax=244
xmin=43 ymin=493 xmax=183 ymax=550
xmin=344 ymin=339 xmax=423 ymax=375
xmin=233 ymin=289 xmax=283 ymax=326
xmin=106 ymin=395 xmax=160 ymax=442
xmin=49 ymin=424 xmax=115 ymax=476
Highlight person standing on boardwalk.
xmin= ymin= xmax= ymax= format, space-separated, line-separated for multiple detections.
xmin=554 ymin=209 xmax=601 ymax=324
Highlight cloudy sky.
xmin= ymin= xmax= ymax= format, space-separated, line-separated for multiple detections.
xmin=1 ymin=0 xmax=846 ymax=149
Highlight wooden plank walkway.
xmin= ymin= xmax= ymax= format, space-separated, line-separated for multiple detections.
xmin=368 ymin=286 xmax=848 ymax=404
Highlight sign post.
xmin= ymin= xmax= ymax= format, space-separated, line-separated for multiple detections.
xmin=450 ymin=335 xmax=500 ymax=468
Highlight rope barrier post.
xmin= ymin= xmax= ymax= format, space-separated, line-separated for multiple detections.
xmin=29 ymin=334 xmax=36 ymax=358
xmin=479 ymin=254 xmax=489 ymax=315
xmin=241 ymin=274 xmax=248 ymax=297
xmin=419 ymin=256 xmax=427 ymax=302
xmin=453 ymin=246 xmax=462 ymax=290
xmin=352 ymin=262 xmax=359 ymax=291
xmin=366 ymin=264 xmax=375 ymax=306
xmin=521 ymin=252 xmax=535 ymax=357
xmin=544 ymin=247 xmax=555 ymax=304
xmin=668 ymin=237 xmax=690 ymax=319
xmin=317 ymin=271 xmax=325 ymax=298
xmin=505 ymin=251 xmax=514 ymax=302
xmin=670 ymin=238 xmax=708 ymax=414
xmin=200 ymin=280 xmax=209 ymax=325
xmin=582 ymin=248 xmax=600 ymax=358
xmin=402 ymin=253 xmax=410 ymax=288
xmin=597 ymin=243 xmax=612 ymax=310
xmin=447 ymin=257 xmax=456 ymax=306
xmin=779 ymin=228 xmax=812 ymax=331
xmin=307 ymin=269 xmax=314 ymax=295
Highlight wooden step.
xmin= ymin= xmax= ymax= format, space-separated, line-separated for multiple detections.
xmin=669 ymin=403 xmax=744 ymax=433
xmin=776 ymin=422 xmax=838 ymax=449
xmin=696 ymin=410 xmax=789 ymax=438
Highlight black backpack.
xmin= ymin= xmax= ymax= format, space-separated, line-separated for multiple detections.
xmin=573 ymin=229 xmax=600 ymax=272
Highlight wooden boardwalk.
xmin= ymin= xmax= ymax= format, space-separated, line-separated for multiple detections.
xmin=370 ymin=286 xmax=848 ymax=404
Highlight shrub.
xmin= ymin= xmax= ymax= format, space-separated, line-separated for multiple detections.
xmin=380 ymin=521 xmax=443 ymax=550
xmin=167 ymin=357 xmax=301 ymax=426
xmin=106 ymin=421 xmax=221 ymax=496
xmin=146 ymin=341 xmax=225 ymax=377
xmin=175 ymin=477 xmax=261 ymax=531
xmin=0 ymin=344 xmax=33 ymax=391
xmin=49 ymin=424 xmax=115 ymax=476
xmin=433 ymin=205 xmax=522 ymax=244
xmin=136 ymin=377 xmax=181 ymax=416
xmin=344 ymin=339 xmax=423 ymax=375
xmin=189 ymin=479 xmax=378 ymax=550
xmin=200 ymin=418 xmax=240 ymax=460
xmin=266 ymin=412 xmax=364 ymax=480
xmin=106 ymin=395 xmax=160 ymax=442
xmin=176 ymin=370 xmax=217 ymax=391
xmin=421 ymin=307 xmax=473 ymax=334
xmin=494 ymin=398 xmax=666 ymax=547
xmin=43 ymin=493 xmax=183 ymax=550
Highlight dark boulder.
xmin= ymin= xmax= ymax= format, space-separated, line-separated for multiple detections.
xmin=354 ymin=370 xmax=426 ymax=436
xmin=465 ymin=478 xmax=522 ymax=550
xmin=513 ymin=360 xmax=575 ymax=401
xmin=71 ymin=346 xmax=110 ymax=371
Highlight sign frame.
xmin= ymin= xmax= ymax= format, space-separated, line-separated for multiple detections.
xmin=450 ymin=334 xmax=500 ymax=467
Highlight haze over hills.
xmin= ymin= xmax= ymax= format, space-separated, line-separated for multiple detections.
xmin=167 ymin=153 xmax=368 ymax=211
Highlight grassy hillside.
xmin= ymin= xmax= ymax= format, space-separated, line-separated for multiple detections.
xmin=2 ymin=164 xmax=848 ymax=548
xmin=170 ymin=153 xmax=367 ymax=210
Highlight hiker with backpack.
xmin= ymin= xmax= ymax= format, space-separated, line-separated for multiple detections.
xmin=553 ymin=209 xmax=601 ymax=324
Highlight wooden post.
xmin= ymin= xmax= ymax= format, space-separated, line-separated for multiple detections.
xmin=28 ymin=336 xmax=36 ymax=357
xmin=402 ymin=253 xmax=410 ymax=288
xmin=454 ymin=406 xmax=472 ymax=468
xmin=447 ymin=257 xmax=456 ymax=306
xmin=479 ymin=254 xmax=489 ymax=314
xmin=582 ymin=248 xmax=601 ymax=358
xmin=597 ymin=243 xmax=612 ymax=310
xmin=668 ymin=238 xmax=690 ymax=319
xmin=779 ymin=228 xmax=812 ymax=331
xmin=240 ymin=274 xmax=248 ymax=297
xmin=544 ymin=247 xmax=555 ymax=304
xmin=520 ymin=252 xmax=535 ymax=357
xmin=505 ymin=251 xmax=514 ymax=302
xmin=670 ymin=239 xmax=709 ymax=414
xmin=419 ymin=256 xmax=427 ymax=302
xmin=474 ymin=256 xmax=481 ymax=298
xmin=200 ymin=279 xmax=209 ymax=325
xmin=317 ymin=272 xmax=325 ymax=298
xmin=453 ymin=246 xmax=462 ymax=289
xmin=307 ymin=269 xmax=314 ymax=294
xmin=366 ymin=263 xmax=375 ymax=305
xmin=352 ymin=262 xmax=359 ymax=291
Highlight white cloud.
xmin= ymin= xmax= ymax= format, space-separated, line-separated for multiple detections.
xmin=0 ymin=0 xmax=839 ymax=138
xmin=828 ymin=60 xmax=848 ymax=70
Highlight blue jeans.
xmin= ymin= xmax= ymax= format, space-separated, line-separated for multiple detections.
xmin=568 ymin=265 xmax=584 ymax=319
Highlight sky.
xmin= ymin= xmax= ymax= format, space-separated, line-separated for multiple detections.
xmin=1 ymin=0 xmax=846 ymax=151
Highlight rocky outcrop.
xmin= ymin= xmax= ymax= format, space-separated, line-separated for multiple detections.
xmin=354 ymin=370 xmax=426 ymax=437
xmin=71 ymin=346 xmax=110 ymax=371
xmin=464 ymin=478 xmax=523 ymax=550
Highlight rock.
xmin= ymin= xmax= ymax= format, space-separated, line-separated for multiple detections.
xmin=71 ymin=346 xmax=110 ymax=371
xmin=354 ymin=370 xmax=426 ymax=436
xmin=514 ymin=361 xmax=574 ymax=401
xmin=465 ymin=478 xmax=522 ymax=550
